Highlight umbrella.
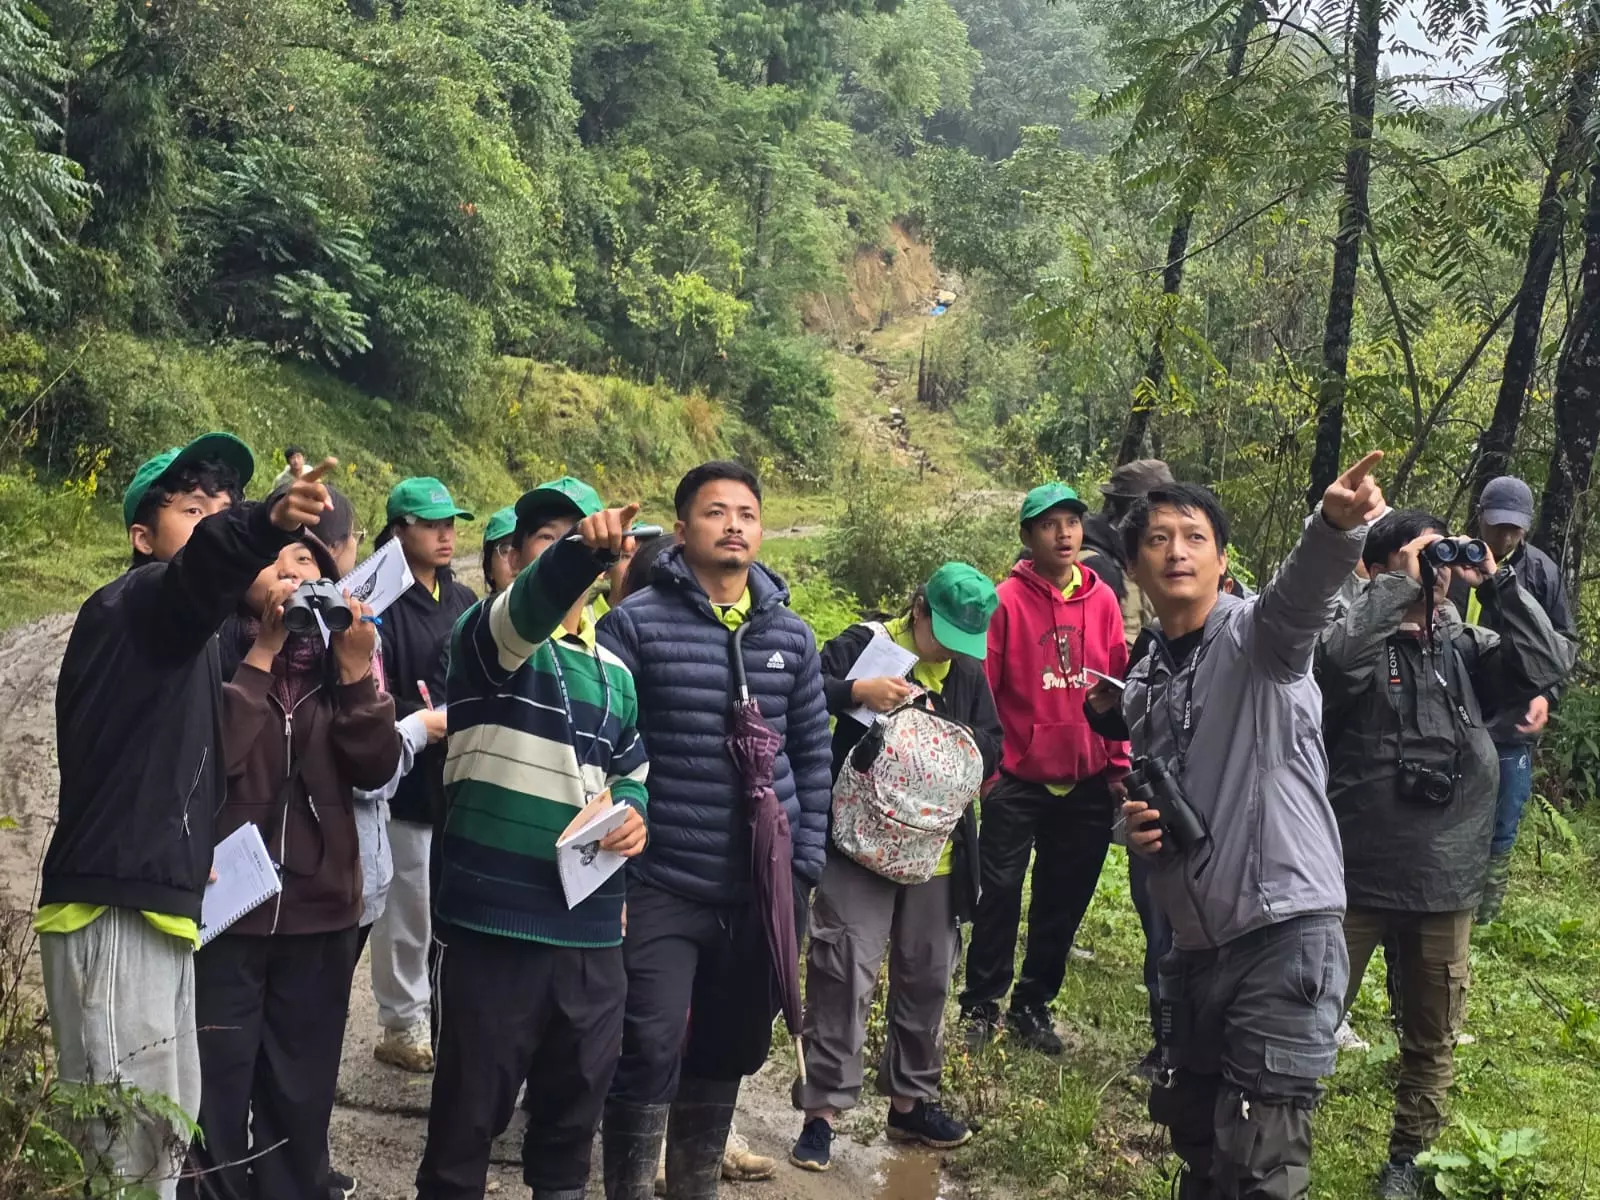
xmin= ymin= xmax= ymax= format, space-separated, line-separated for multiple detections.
xmin=727 ymin=621 xmax=807 ymax=1084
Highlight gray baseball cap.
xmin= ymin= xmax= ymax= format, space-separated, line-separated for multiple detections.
xmin=1479 ymin=476 xmax=1534 ymax=530
xmin=1101 ymin=458 xmax=1175 ymax=499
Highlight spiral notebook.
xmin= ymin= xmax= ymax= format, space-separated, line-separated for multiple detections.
xmin=199 ymin=824 xmax=282 ymax=946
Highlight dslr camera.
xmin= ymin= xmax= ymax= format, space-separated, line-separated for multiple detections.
xmin=1422 ymin=537 xmax=1488 ymax=569
xmin=1125 ymin=755 xmax=1209 ymax=854
xmin=1399 ymin=763 xmax=1456 ymax=808
xmin=282 ymin=579 xmax=351 ymax=634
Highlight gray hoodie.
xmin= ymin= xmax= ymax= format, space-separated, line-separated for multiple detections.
xmin=1122 ymin=507 xmax=1367 ymax=951
xmin=354 ymin=710 xmax=433 ymax=927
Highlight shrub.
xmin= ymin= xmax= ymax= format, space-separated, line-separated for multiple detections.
xmin=726 ymin=330 xmax=836 ymax=480
xmin=368 ymin=281 xmax=493 ymax=414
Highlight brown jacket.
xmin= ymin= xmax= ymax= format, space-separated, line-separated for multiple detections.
xmin=218 ymin=662 xmax=400 ymax=935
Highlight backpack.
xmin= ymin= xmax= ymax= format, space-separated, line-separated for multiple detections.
xmin=830 ymin=637 xmax=984 ymax=884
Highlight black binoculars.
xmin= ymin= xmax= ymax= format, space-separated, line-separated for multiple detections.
xmin=1423 ymin=537 xmax=1488 ymax=568
xmin=283 ymin=579 xmax=351 ymax=634
xmin=1126 ymin=755 xmax=1209 ymax=854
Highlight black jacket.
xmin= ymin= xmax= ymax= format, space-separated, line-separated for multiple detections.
xmin=597 ymin=547 xmax=833 ymax=903
xmin=377 ymin=567 xmax=478 ymax=825
xmin=41 ymin=502 xmax=293 ymax=921
xmin=1446 ymin=540 xmax=1574 ymax=744
xmin=1078 ymin=514 xmax=1128 ymax=602
xmin=819 ymin=622 xmax=1002 ymax=921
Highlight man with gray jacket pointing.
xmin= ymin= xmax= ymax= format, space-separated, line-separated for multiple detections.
xmin=1086 ymin=451 xmax=1386 ymax=1200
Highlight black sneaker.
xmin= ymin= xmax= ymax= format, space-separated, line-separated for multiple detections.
xmin=886 ymin=1100 xmax=972 ymax=1150
xmin=1375 ymin=1156 xmax=1423 ymax=1199
xmin=960 ymin=1006 xmax=1000 ymax=1051
xmin=326 ymin=1167 xmax=357 ymax=1200
xmin=790 ymin=1118 xmax=835 ymax=1172
xmin=1008 ymin=1005 xmax=1064 ymax=1055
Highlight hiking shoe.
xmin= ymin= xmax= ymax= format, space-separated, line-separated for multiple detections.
xmin=1336 ymin=1017 xmax=1370 ymax=1053
xmin=373 ymin=1022 xmax=433 ymax=1072
xmin=790 ymin=1118 xmax=835 ymax=1172
xmin=1376 ymin=1157 xmax=1424 ymax=1199
xmin=960 ymin=1006 xmax=1000 ymax=1052
xmin=722 ymin=1129 xmax=776 ymax=1181
xmin=886 ymin=1100 xmax=972 ymax=1150
xmin=326 ymin=1168 xmax=356 ymax=1200
xmin=1008 ymin=1006 xmax=1064 ymax=1055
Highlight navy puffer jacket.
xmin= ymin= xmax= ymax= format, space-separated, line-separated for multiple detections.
xmin=598 ymin=547 xmax=832 ymax=904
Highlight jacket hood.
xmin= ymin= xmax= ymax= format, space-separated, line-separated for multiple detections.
xmin=651 ymin=544 xmax=792 ymax=613
xmin=1008 ymin=557 xmax=1106 ymax=603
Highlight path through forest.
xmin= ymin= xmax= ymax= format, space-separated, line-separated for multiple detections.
xmin=0 ymin=614 xmax=988 ymax=1200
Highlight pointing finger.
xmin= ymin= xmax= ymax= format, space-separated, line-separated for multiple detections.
xmin=302 ymin=457 xmax=339 ymax=484
xmin=1336 ymin=450 xmax=1384 ymax=489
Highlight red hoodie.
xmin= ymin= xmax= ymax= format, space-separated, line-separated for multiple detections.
xmin=985 ymin=559 xmax=1130 ymax=784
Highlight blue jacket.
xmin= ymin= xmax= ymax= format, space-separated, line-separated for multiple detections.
xmin=598 ymin=547 xmax=832 ymax=904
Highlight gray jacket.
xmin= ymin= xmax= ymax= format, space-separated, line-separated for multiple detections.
xmin=354 ymin=711 xmax=432 ymax=927
xmin=1318 ymin=569 xmax=1571 ymax=911
xmin=1123 ymin=508 xmax=1366 ymax=951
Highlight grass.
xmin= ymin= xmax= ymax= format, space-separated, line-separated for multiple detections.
xmin=864 ymin=792 xmax=1600 ymax=1199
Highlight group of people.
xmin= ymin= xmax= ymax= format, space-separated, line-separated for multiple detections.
xmin=33 ymin=428 xmax=1575 ymax=1200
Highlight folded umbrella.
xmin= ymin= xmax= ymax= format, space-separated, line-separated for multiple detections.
xmin=726 ymin=621 xmax=806 ymax=1083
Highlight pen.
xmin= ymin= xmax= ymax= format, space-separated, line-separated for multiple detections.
xmin=360 ymin=615 xmax=382 ymax=626
xmin=418 ymin=681 xmax=434 ymax=710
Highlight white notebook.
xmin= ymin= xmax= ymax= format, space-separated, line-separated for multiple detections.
xmin=200 ymin=824 xmax=282 ymax=946
xmin=555 ymin=791 xmax=632 ymax=909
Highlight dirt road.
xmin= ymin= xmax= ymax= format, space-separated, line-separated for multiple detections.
xmin=0 ymin=614 xmax=986 ymax=1200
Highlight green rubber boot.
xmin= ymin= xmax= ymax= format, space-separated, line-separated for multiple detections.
xmin=1476 ymin=849 xmax=1513 ymax=925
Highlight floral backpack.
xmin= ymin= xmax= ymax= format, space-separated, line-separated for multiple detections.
xmin=831 ymin=629 xmax=984 ymax=884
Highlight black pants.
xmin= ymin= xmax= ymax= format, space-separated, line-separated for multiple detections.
xmin=1130 ymin=850 xmax=1174 ymax=1039
xmin=960 ymin=772 xmax=1114 ymax=1013
xmin=610 ymin=881 xmax=798 ymax=1107
xmin=184 ymin=927 xmax=361 ymax=1200
xmin=1150 ymin=915 xmax=1347 ymax=1199
xmin=416 ymin=924 xmax=626 ymax=1198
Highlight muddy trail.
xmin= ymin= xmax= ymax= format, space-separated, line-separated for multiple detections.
xmin=0 ymin=614 xmax=994 ymax=1200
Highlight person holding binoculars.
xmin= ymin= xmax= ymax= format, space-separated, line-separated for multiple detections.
xmin=1315 ymin=510 xmax=1570 ymax=1199
xmin=1086 ymin=452 xmax=1386 ymax=1200
xmin=185 ymin=525 xmax=403 ymax=1200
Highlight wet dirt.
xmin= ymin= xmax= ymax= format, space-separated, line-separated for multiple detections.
xmin=0 ymin=612 xmax=999 ymax=1200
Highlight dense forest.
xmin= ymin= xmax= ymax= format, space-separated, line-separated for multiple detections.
xmin=1 ymin=0 xmax=1598 ymax=607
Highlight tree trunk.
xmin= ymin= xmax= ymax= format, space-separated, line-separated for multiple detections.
xmin=1532 ymin=155 xmax=1600 ymax=594
xmin=1306 ymin=0 xmax=1382 ymax=508
xmin=1115 ymin=0 xmax=1262 ymax=465
xmin=1471 ymin=71 xmax=1596 ymax=510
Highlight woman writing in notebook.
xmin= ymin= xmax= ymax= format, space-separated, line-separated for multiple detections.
xmin=183 ymin=530 xmax=401 ymax=1200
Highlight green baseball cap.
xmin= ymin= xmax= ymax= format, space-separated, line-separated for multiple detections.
xmin=386 ymin=477 xmax=474 ymax=524
xmin=924 ymin=561 xmax=999 ymax=660
xmin=1020 ymin=482 xmax=1087 ymax=523
xmin=122 ymin=432 xmax=255 ymax=528
xmin=514 ymin=475 xmax=602 ymax=532
xmin=482 ymin=505 xmax=518 ymax=543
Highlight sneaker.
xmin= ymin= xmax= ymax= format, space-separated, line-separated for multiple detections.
xmin=1336 ymin=1017 xmax=1370 ymax=1052
xmin=886 ymin=1100 xmax=972 ymax=1150
xmin=1008 ymin=1006 xmax=1064 ymax=1056
xmin=723 ymin=1129 xmax=776 ymax=1181
xmin=1376 ymin=1156 xmax=1424 ymax=1199
xmin=373 ymin=1023 xmax=433 ymax=1072
xmin=960 ymin=1006 xmax=1000 ymax=1052
xmin=326 ymin=1168 xmax=357 ymax=1200
xmin=790 ymin=1118 xmax=835 ymax=1172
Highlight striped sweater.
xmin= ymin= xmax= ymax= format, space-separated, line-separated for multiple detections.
xmin=441 ymin=536 xmax=648 ymax=947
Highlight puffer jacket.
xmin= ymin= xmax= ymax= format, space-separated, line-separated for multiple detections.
xmin=1122 ymin=508 xmax=1366 ymax=952
xmin=598 ymin=547 xmax=833 ymax=904
xmin=1319 ymin=568 xmax=1571 ymax=912
xmin=1446 ymin=540 xmax=1574 ymax=745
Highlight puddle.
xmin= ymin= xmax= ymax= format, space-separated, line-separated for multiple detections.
xmin=871 ymin=1148 xmax=949 ymax=1200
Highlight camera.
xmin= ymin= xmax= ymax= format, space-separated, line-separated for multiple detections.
xmin=1399 ymin=763 xmax=1456 ymax=808
xmin=1423 ymin=537 xmax=1488 ymax=569
xmin=1126 ymin=755 xmax=1208 ymax=853
xmin=282 ymin=579 xmax=351 ymax=635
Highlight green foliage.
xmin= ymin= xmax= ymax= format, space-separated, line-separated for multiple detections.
xmin=1539 ymin=681 xmax=1600 ymax=808
xmin=1416 ymin=1121 xmax=1555 ymax=1199
xmin=726 ymin=329 xmax=836 ymax=477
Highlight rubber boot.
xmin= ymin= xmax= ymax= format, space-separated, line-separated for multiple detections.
xmin=603 ymin=1101 xmax=670 ymax=1200
xmin=532 ymin=1191 xmax=586 ymax=1200
xmin=1476 ymin=849 xmax=1513 ymax=925
xmin=663 ymin=1077 xmax=738 ymax=1200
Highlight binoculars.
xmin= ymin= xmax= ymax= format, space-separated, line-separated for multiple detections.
xmin=1423 ymin=537 xmax=1488 ymax=569
xmin=283 ymin=579 xmax=351 ymax=634
xmin=1126 ymin=755 xmax=1209 ymax=854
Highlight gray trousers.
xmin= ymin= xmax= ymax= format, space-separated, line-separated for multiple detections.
xmin=372 ymin=816 xmax=432 ymax=1029
xmin=1151 ymin=914 xmax=1347 ymax=1200
xmin=41 ymin=908 xmax=202 ymax=1200
xmin=793 ymin=851 xmax=959 ymax=1113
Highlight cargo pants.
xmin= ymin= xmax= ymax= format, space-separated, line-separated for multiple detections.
xmin=1150 ymin=913 xmax=1347 ymax=1200
xmin=1342 ymin=907 xmax=1472 ymax=1158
